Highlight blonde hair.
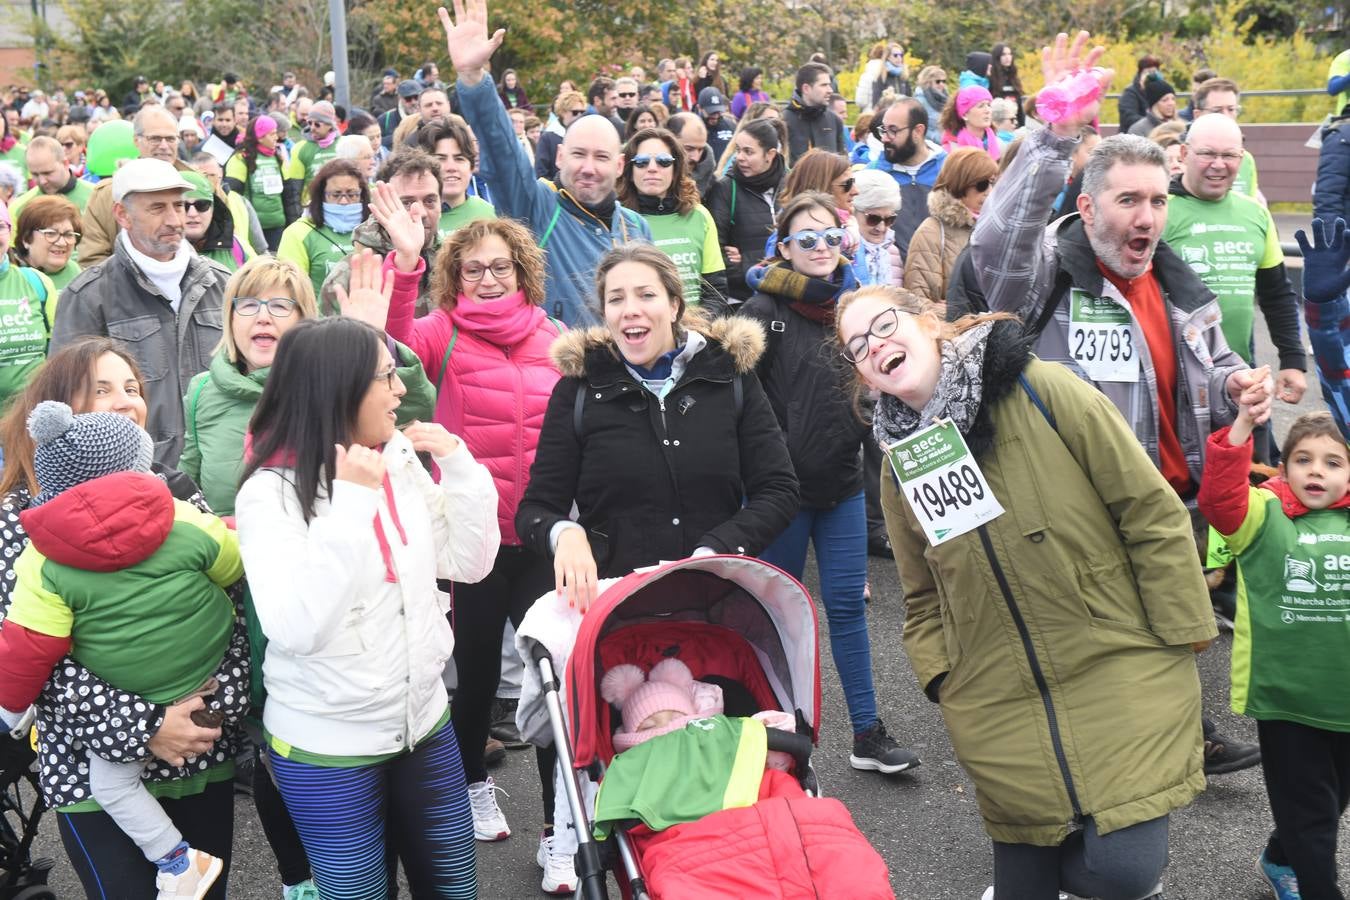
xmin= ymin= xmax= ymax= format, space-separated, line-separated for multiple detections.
xmin=217 ymin=256 xmax=317 ymax=363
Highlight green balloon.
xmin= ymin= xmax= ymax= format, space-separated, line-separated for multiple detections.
xmin=86 ymin=120 xmax=138 ymax=177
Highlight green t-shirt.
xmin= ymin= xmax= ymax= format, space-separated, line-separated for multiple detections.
xmin=277 ymin=218 xmax=356 ymax=299
xmin=1163 ymin=190 xmax=1282 ymax=362
xmin=0 ymin=264 xmax=56 ymax=406
xmin=0 ymin=141 xmax=27 ymax=180
xmin=226 ymin=153 xmax=286 ymax=230
xmin=641 ymin=205 xmax=723 ymax=306
xmin=283 ymin=140 xmax=339 ymax=197
xmin=11 ymin=177 xmax=94 ymax=218
xmin=44 ymin=260 xmax=82 ymax=292
xmin=436 ymin=196 xmax=496 ymax=242
xmin=1221 ymin=488 xmax=1350 ymax=732
xmin=1231 ymin=151 xmax=1259 ymax=200
xmin=266 ymin=705 xmax=452 ymax=768
xmin=1331 ymin=49 xmax=1350 ymax=116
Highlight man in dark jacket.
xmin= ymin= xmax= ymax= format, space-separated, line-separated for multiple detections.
xmin=667 ymin=113 xmax=716 ymax=201
xmin=866 ymin=97 xmax=946 ymax=259
xmin=783 ymin=62 xmax=846 ymax=158
xmin=53 ymin=159 xmax=229 ymax=466
xmin=1117 ymin=55 xmax=1161 ymax=134
xmin=1315 ymin=111 xmax=1350 ymax=229
xmin=698 ymin=88 xmax=737 ymax=163
xmin=369 ymin=69 xmax=401 ymax=119
xmin=379 ymin=80 xmax=423 ymax=146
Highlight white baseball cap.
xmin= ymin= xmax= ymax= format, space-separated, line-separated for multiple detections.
xmin=112 ymin=158 xmax=193 ymax=204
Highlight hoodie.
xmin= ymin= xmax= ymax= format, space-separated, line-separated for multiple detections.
xmin=0 ymin=471 xmax=241 ymax=712
xmin=783 ymin=92 xmax=847 ymax=160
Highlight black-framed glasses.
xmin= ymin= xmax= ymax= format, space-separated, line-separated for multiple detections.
xmin=874 ymin=124 xmax=913 ymax=140
xmin=834 ymin=177 xmax=855 ymax=194
xmin=972 ymin=177 xmax=997 ymax=193
xmin=372 ymin=365 xmax=400 ymax=390
xmin=185 ymin=199 xmax=213 ymax=213
xmin=781 ymin=227 xmax=845 ymax=251
xmin=141 ymin=135 xmax=177 ymax=146
xmin=233 ymin=296 xmax=297 ymax=317
xmin=324 ymin=191 xmax=362 ymax=203
xmin=632 ymin=153 xmax=675 ymax=169
xmin=842 ymin=306 xmax=903 ymax=364
xmin=862 ymin=213 xmax=897 ymax=228
xmin=36 ymin=228 xmax=80 ymax=244
xmin=461 ymin=258 xmax=515 ymax=282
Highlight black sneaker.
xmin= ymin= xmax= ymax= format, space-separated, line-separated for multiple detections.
xmin=850 ymin=719 xmax=921 ymax=774
xmin=484 ymin=736 xmax=507 ymax=768
xmin=490 ymin=698 xmax=529 ymax=749
xmin=233 ymin=754 xmax=255 ymax=796
xmin=867 ymin=532 xmax=893 ymax=558
xmin=1203 ymin=725 xmax=1261 ymax=775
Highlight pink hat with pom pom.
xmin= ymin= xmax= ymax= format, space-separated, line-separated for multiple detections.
xmin=601 ymin=659 xmax=723 ymax=752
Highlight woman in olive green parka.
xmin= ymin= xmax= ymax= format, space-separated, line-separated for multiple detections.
xmin=836 ymin=286 xmax=1216 ymax=899
xmin=179 ymin=256 xmax=433 ymax=516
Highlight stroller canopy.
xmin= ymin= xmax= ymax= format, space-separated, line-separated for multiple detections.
xmin=566 ymin=556 xmax=820 ymax=769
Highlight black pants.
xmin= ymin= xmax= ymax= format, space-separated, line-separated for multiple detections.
xmin=1259 ymin=718 xmax=1350 ymax=900
xmin=992 ymin=815 xmax=1168 ymax=900
xmin=450 ymin=544 xmax=557 ymax=821
xmin=863 ymin=436 xmax=887 ymax=542
xmin=58 ymin=775 xmax=234 ymax=900
xmin=253 ymin=744 xmax=313 ymax=885
xmin=261 ymin=225 xmax=284 ymax=253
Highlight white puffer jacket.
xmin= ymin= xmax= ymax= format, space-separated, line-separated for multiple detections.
xmin=236 ymin=431 xmax=499 ymax=757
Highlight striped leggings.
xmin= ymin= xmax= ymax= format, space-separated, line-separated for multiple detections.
xmin=269 ymin=720 xmax=478 ymax=898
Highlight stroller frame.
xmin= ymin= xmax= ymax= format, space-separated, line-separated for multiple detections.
xmin=1 ymin=726 xmax=56 ymax=900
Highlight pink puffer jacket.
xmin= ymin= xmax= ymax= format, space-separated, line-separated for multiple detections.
xmin=383 ymin=253 xmax=562 ymax=545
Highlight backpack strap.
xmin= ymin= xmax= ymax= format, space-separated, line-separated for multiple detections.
xmin=436 ymin=326 xmax=460 ymax=389
xmin=539 ymin=204 xmax=563 ymax=249
xmin=1017 ymin=373 xmax=1057 ymax=432
xmin=572 ymin=380 xmax=586 ymax=441
xmin=728 ymin=179 xmax=737 ymax=227
xmin=546 ymin=316 xmax=564 ymax=335
xmin=1029 ymin=268 xmax=1075 ymax=341
xmin=19 ymin=268 xmax=48 ymax=333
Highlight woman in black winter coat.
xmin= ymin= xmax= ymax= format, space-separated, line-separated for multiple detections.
xmin=515 ymin=243 xmax=798 ymax=611
xmin=989 ymin=43 xmax=1025 ymax=127
xmin=707 ymin=118 xmax=787 ymax=302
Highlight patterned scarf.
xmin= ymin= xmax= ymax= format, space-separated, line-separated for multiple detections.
xmin=873 ymin=321 xmax=994 ymax=446
xmin=748 ymin=260 xmax=858 ymax=324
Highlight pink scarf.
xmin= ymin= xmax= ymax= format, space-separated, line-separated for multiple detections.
xmin=448 ymin=290 xmax=545 ymax=348
xmin=943 ymin=126 xmax=1001 ymax=160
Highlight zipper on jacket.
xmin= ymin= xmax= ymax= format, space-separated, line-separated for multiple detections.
xmin=654 ymin=395 xmax=682 ymax=502
xmin=976 ymin=524 xmax=1083 ymax=819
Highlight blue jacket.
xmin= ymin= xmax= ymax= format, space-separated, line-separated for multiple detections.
xmin=1305 ymin=286 xmax=1350 ymax=442
xmin=457 ymin=75 xmax=651 ymax=326
xmin=866 ymin=146 xmax=946 ymax=258
xmin=1314 ymin=118 xmax=1350 ymax=229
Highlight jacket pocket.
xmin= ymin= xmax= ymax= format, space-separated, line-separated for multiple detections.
xmin=191 ymin=304 xmax=224 ymax=368
xmin=106 ymin=315 xmax=170 ymax=382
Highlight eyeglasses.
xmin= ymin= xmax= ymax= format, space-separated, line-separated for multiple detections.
xmin=874 ymin=124 xmax=914 ymax=140
xmin=60 ymin=140 xmax=77 ymax=150
xmin=862 ymin=213 xmax=897 ymax=228
xmin=372 ymin=365 xmax=400 ymax=390
xmin=617 ymin=92 xmax=637 ymax=99
xmin=185 ymin=199 xmax=213 ymax=213
xmin=842 ymin=306 xmax=904 ymax=364
xmin=566 ymin=108 xmax=586 ymax=117
xmin=1192 ymin=148 xmax=1244 ymax=164
xmin=461 ymin=258 xmax=516 ymax=282
xmin=1200 ymin=104 xmax=1242 ymax=116
xmin=972 ymin=177 xmax=997 ymax=193
xmin=233 ymin=296 xmax=298 ymax=317
xmin=324 ymin=191 xmax=362 ymax=203
xmin=36 ymin=228 xmax=80 ymax=244
xmin=781 ymin=227 xmax=845 ymax=251
xmin=934 ymin=78 xmax=948 ymax=85
xmin=141 ymin=135 xmax=177 ymax=145
xmin=632 ymin=153 xmax=674 ymax=169
xmin=834 ymin=177 xmax=855 ymax=193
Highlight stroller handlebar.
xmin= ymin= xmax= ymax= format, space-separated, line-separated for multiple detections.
xmin=764 ymin=726 xmax=814 ymax=782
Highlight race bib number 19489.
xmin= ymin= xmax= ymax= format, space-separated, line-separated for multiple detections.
xmin=886 ymin=420 xmax=1003 ymax=546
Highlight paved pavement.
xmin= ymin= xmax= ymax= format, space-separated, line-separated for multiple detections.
xmin=19 ymin=318 xmax=1346 ymax=899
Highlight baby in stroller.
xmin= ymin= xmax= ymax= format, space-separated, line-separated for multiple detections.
xmin=593 ymin=658 xmax=893 ymax=900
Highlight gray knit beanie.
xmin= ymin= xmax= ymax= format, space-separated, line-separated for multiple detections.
xmin=28 ymin=401 xmax=155 ymax=507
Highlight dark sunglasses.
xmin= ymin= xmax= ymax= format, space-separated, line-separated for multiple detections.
xmin=973 ymin=177 xmax=997 ymax=193
xmin=185 ymin=199 xmax=213 ymax=213
xmin=781 ymin=227 xmax=845 ymax=251
xmin=617 ymin=91 xmax=638 ymax=99
xmin=863 ymin=212 xmax=898 ymax=228
xmin=835 ymin=177 xmax=855 ymax=193
xmin=632 ymin=153 xmax=675 ymax=169
xmin=934 ymin=78 xmax=948 ymax=84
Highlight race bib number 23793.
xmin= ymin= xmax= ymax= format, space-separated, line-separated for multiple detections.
xmin=1068 ymin=288 xmax=1139 ymax=383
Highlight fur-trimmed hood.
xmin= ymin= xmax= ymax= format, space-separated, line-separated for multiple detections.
xmin=962 ymin=318 xmax=1035 ymax=460
xmin=927 ymin=187 xmax=977 ymax=230
xmin=551 ymin=314 xmax=766 ymax=380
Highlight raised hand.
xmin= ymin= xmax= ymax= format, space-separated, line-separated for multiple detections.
xmin=334 ymin=248 xmax=393 ymax=329
xmin=401 ymin=421 xmax=460 ymax=458
xmin=438 ymin=0 xmax=505 ymax=87
xmin=1295 ymin=218 xmax=1350 ymax=303
xmin=335 ymin=443 xmax=386 ymax=490
xmin=1038 ymin=31 xmax=1113 ymax=137
xmin=369 ymin=180 xmax=425 ymax=273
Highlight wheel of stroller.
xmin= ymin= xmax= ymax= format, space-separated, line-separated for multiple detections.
xmin=10 ymin=887 xmax=58 ymax=900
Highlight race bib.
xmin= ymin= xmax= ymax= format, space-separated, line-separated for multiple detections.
xmin=1067 ymin=289 xmax=1138 ymax=383
xmin=886 ymin=420 xmax=1004 ymax=546
xmin=260 ymin=171 xmax=283 ymax=195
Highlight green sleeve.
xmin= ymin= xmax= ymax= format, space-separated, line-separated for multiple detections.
xmin=1257 ymin=207 xmax=1282 ymax=270
xmin=6 ymin=548 xmax=71 ymax=638
xmin=224 ymin=155 xmax=246 ymax=182
xmin=173 ymin=500 xmax=243 ymax=587
xmin=178 ymin=373 xmax=206 ymax=484
xmin=696 ymin=205 xmax=724 ymax=275
xmin=1219 ymin=487 xmax=1270 ymax=556
xmin=276 ymin=222 xmax=310 ymax=272
xmin=282 ymin=144 xmax=307 ymax=181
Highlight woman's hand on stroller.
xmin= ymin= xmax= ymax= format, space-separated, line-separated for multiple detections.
xmin=555 ymin=527 xmax=599 ymax=612
xmin=148 ymin=696 xmax=222 ymax=767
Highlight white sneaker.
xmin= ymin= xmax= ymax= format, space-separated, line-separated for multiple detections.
xmin=981 ymin=889 xmax=994 ymax=900
xmin=155 ymin=848 xmax=223 ymax=899
xmin=537 ymin=831 xmax=577 ymax=895
xmin=467 ymin=777 xmax=511 ymax=841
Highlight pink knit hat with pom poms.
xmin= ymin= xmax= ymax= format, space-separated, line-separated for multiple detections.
xmin=601 ymin=659 xmax=724 ymax=752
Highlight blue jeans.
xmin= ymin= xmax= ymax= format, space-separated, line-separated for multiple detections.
xmin=759 ymin=491 xmax=876 ymax=734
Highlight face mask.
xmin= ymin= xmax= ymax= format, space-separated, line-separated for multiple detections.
xmin=323 ymin=202 xmax=363 ymax=233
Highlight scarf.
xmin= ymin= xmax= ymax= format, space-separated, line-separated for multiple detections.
xmin=886 ymin=62 xmax=905 ymax=77
xmin=860 ymin=237 xmax=895 ymax=285
xmin=872 ymin=322 xmax=994 ymax=448
xmin=448 ymin=290 xmax=544 ymax=347
xmin=315 ymin=129 xmax=338 ymax=149
xmin=944 ymin=126 xmax=1002 ymax=160
xmin=257 ymin=143 xmax=277 ymax=157
xmin=119 ymin=231 xmax=192 ymax=311
xmin=747 ymin=260 xmax=857 ymax=324
xmin=556 ymin=180 xmax=618 ymax=227
xmin=925 ymin=85 xmax=948 ymax=110
xmin=635 ymin=192 xmax=679 ymax=214
xmin=732 ymin=152 xmax=785 ymax=194
xmin=0 ymin=135 xmax=15 ymax=154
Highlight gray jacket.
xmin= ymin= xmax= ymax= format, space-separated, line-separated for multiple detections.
xmin=53 ymin=240 xmax=229 ymax=466
xmin=969 ymin=126 xmax=1246 ymax=487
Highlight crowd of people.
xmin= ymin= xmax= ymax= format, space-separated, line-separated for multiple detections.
xmin=0 ymin=4 xmax=1345 ymax=898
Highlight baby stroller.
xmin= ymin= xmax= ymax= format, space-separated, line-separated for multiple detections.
xmin=524 ymin=556 xmax=892 ymax=900
xmin=1 ymin=716 xmax=56 ymax=899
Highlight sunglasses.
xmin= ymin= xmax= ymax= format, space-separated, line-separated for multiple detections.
xmin=973 ymin=178 xmax=997 ymax=193
xmin=617 ymin=92 xmax=638 ymax=99
xmin=835 ymin=177 xmax=855 ymax=193
xmin=632 ymin=153 xmax=675 ymax=169
xmin=781 ymin=227 xmax=845 ymax=251
xmin=934 ymin=78 xmax=948 ymax=85
xmin=862 ymin=213 xmax=897 ymax=228
xmin=185 ymin=199 xmax=213 ymax=213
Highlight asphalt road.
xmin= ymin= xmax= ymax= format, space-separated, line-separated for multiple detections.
xmin=17 ymin=290 xmax=1346 ymax=899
